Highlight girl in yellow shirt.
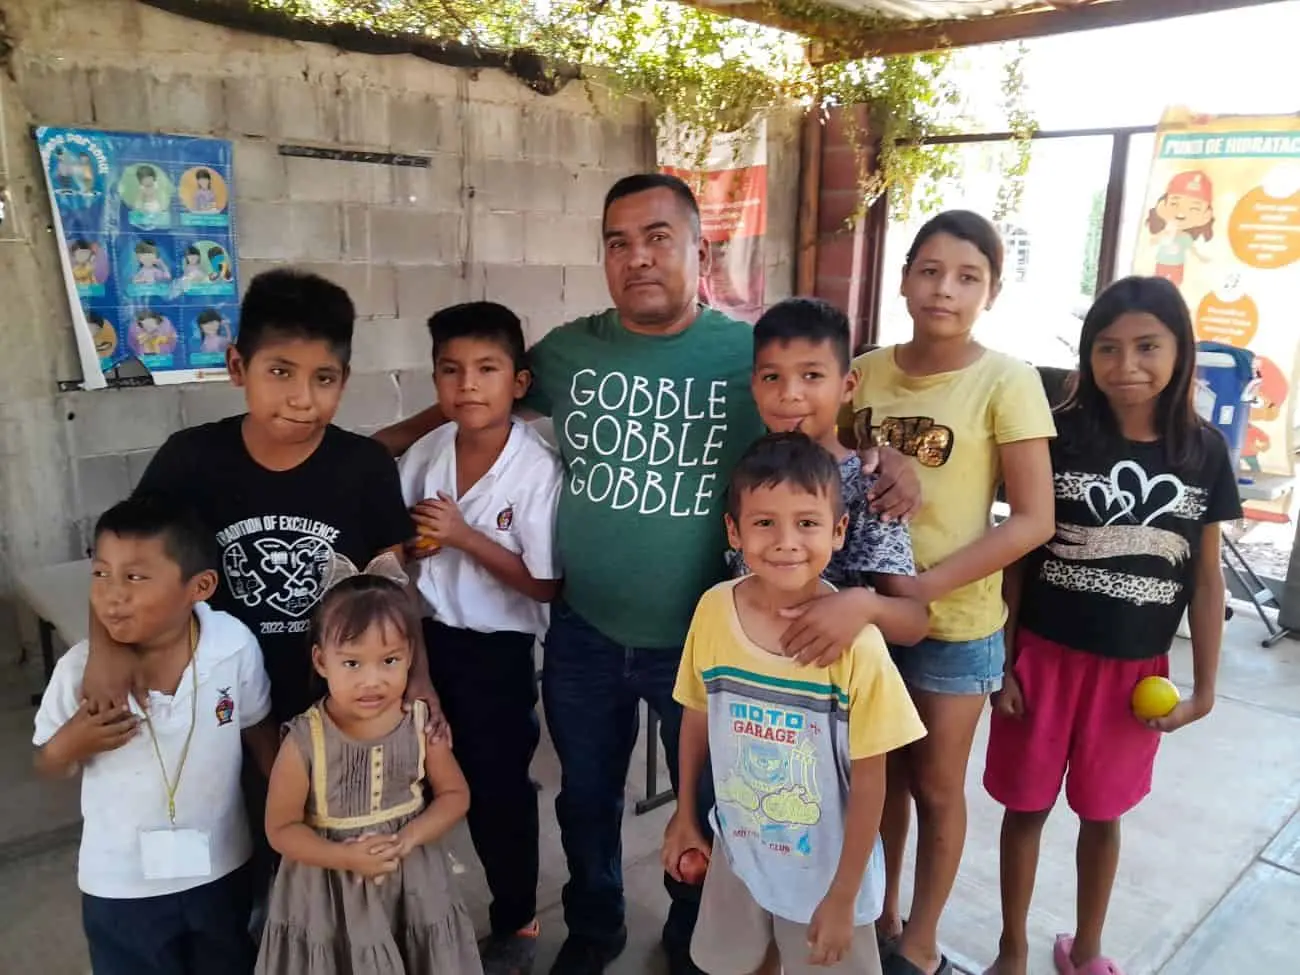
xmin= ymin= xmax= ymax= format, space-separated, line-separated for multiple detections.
xmin=851 ymin=211 xmax=1056 ymax=975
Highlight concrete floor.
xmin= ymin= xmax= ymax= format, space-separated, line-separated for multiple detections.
xmin=1 ymin=604 xmax=1298 ymax=974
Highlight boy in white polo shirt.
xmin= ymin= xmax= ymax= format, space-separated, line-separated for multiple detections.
xmin=399 ymin=301 xmax=562 ymax=974
xmin=34 ymin=495 xmax=276 ymax=975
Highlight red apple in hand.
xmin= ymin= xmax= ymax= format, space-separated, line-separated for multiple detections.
xmin=677 ymin=848 xmax=710 ymax=886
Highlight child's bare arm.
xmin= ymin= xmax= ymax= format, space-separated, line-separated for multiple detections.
xmin=807 ymin=754 xmax=886 ymax=965
xmin=662 ymin=707 xmax=710 ymax=879
xmin=866 ymin=576 xmax=929 ymax=647
xmin=395 ymin=740 xmax=470 ymax=853
xmin=264 ymin=738 xmax=398 ymax=880
xmin=1150 ymin=523 xmax=1223 ymax=733
xmin=240 ymin=718 xmax=279 ymax=781
xmin=35 ymin=702 xmax=138 ymax=778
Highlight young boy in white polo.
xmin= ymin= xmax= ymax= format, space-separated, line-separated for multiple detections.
xmin=34 ymin=495 xmax=276 ymax=975
xmin=399 ymin=301 xmax=563 ymax=975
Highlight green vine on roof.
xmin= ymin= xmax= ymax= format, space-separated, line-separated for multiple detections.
xmin=247 ymin=0 xmax=1032 ymax=219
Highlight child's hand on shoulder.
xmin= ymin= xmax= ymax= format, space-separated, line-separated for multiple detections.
xmin=661 ymin=810 xmax=710 ymax=883
xmin=807 ymin=889 xmax=855 ymax=966
xmin=51 ymin=700 xmax=138 ymax=765
xmin=1145 ymin=692 xmax=1214 ymax=734
xmin=411 ymin=494 xmax=473 ymax=551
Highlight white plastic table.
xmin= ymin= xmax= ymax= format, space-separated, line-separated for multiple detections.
xmin=14 ymin=559 xmax=91 ymax=704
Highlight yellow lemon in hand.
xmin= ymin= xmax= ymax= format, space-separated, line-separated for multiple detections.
xmin=1131 ymin=676 xmax=1180 ymax=720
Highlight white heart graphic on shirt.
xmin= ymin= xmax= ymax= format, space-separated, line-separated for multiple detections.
xmin=1085 ymin=460 xmax=1185 ymax=527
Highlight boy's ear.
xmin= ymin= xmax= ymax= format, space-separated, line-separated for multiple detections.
xmin=513 ymin=367 xmax=532 ymax=401
xmin=190 ymin=568 xmax=219 ymax=603
xmin=832 ymin=512 xmax=849 ymax=551
xmin=724 ymin=512 xmax=742 ymax=551
xmin=840 ymin=364 xmax=859 ymax=404
xmin=311 ymin=645 xmax=328 ymax=680
xmin=226 ymin=345 xmax=246 ymax=387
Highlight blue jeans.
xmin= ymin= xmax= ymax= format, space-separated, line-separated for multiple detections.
xmin=890 ymin=630 xmax=1006 ymax=695
xmin=542 ymin=601 xmax=715 ymax=950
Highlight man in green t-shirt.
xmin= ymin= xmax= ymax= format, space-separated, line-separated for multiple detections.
xmin=376 ymin=174 xmax=919 ymax=975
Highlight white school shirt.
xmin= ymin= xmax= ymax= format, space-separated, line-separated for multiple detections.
xmin=33 ymin=602 xmax=272 ymax=899
xmin=398 ymin=418 xmax=562 ymax=638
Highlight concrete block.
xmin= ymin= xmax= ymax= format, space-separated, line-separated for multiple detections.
xmin=65 ymin=387 xmax=181 ymax=457
xmin=524 ymin=213 xmax=601 ymax=266
xmin=558 ymin=115 xmax=604 ymax=169
xmin=563 ymin=265 xmax=612 ymax=316
xmin=601 ymin=119 xmax=650 ymax=173
xmin=523 ymin=108 xmax=561 ymax=162
xmin=397 ymin=369 xmax=437 ymax=418
xmin=349 ymin=318 xmax=433 ymax=375
xmin=483 ymin=265 xmax=565 ymax=329
xmin=85 ymin=67 xmax=150 ymax=131
xmin=467 ymin=159 xmax=567 ymax=213
xmin=284 ymin=156 xmax=394 ymax=206
xmin=473 ymin=211 xmax=525 ymax=264
xmin=563 ymin=168 xmax=614 ymax=218
xmin=16 ymin=62 xmax=94 ymax=126
xmin=238 ymin=259 xmax=278 ymax=299
xmin=367 ymin=209 xmax=463 ymax=265
xmin=241 ymin=203 xmax=342 ymax=262
xmin=179 ymin=382 xmax=245 ymax=427
xmin=469 ymin=103 xmax=525 ymax=161
xmin=223 ymin=78 xmax=275 ymax=139
xmin=396 ymin=265 xmax=471 ymax=321
xmin=75 ymin=454 xmax=130 ymax=520
xmin=337 ymin=86 xmax=391 ymax=148
xmin=273 ymin=78 xmax=339 ymax=144
xmin=147 ymin=74 xmax=224 ymax=136
xmin=390 ymin=92 xmax=458 ymax=155
xmin=124 ymin=449 xmax=158 ymax=490
xmin=393 ymin=155 xmax=463 ymax=211
xmin=297 ymin=263 xmax=397 ymax=319
xmin=233 ymin=140 xmax=286 ymax=202
xmin=332 ymin=372 xmax=402 ymax=433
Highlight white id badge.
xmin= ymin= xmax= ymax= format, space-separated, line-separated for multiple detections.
xmin=139 ymin=828 xmax=212 ymax=881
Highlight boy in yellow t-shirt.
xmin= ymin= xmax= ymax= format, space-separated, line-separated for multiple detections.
xmin=663 ymin=432 xmax=925 ymax=975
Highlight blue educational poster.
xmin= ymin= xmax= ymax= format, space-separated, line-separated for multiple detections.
xmin=35 ymin=127 xmax=241 ymax=388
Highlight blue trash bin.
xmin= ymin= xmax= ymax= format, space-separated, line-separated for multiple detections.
xmin=1194 ymin=341 xmax=1256 ymax=468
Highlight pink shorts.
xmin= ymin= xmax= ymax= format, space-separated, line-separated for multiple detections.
xmin=984 ymin=629 xmax=1166 ymax=822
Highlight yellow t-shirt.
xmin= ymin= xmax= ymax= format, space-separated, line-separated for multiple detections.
xmin=673 ymin=579 xmax=925 ymax=925
xmin=851 ymin=347 xmax=1055 ymax=642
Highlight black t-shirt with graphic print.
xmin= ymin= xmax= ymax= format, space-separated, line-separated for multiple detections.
xmin=1018 ymin=409 xmax=1242 ymax=660
xmin=135 ymin=416 xmax=413 ymax=720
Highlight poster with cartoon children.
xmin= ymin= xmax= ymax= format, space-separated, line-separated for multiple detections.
xmin=35 ymin=127 xmax=242 ymax=388
xmin=1132 ymin=108 xmax=1300 ymax=481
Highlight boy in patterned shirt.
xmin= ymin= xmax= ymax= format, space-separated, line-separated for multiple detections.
xmin=732 ymin=298 xmax=927 ymax=646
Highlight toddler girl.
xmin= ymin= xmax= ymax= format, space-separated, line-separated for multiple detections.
xmin=256 ymin=553 xmax=481 ymax=975
xmin=983 ymin=276 xmax=1238 ymax=975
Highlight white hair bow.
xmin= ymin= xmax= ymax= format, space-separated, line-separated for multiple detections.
xmin=320 ymin=551 xmax=409 ymax=593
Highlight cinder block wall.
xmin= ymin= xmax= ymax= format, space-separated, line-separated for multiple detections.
xmin=0 ymin=0 xmax=799 ymax=655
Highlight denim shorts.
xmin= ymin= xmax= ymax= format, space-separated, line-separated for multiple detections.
xmin=890 ymin=631 xmax=1005 ymax=696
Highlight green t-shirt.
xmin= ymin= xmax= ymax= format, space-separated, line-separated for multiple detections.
xmin=525 ymin=306 xmax=765 ymax=647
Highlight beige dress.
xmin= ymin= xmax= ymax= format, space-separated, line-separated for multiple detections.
xmin=255 ymin=700 xmax=482 ymax=975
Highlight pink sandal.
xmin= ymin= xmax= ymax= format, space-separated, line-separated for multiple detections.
xmin=1053 ymin=934 xmax=1126 ymax=975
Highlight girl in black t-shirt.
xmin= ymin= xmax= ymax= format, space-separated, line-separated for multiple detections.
xmin=982 ymin=277 xmax=1240 ymax=975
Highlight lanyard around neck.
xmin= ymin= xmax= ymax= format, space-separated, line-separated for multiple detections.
xmin=137 ymin=617 xmax=199 ymax=825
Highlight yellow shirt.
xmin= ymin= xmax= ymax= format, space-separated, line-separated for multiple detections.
xmin=851 ymin=347 xmax=1055 ymax=641
xmin=673 ymin=580 xmax=925 ymax=925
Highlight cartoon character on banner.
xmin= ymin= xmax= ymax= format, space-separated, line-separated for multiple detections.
xmin=195 ymin=309 xmax=232 ymax=355
xmin=69 ymin=239 xmax=100 ymax=287
xmin=1242 ymin=355 xmax=1289 ymax=472
xmin=1146 ymin=170 xmax=1215 ymax=287
xmin=180 ymin=245 xmax=209 ymax=287
xmin=129 ymin=311 xmax=178 ymax=358
xmin=85 ymin=312 xmax=118 ymax=361
xmin=136 ymin=165 xmax=164 ymax=214
xmin=207 ymin=245 xmax=233 ymax=284
xmin=193 ymin=170 xmax=218 ymax=212
xmin=132 ymin=239 xmax=172 ymax=286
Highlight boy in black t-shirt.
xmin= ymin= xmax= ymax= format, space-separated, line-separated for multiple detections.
xmin=84 ymin=269 xmax=435 ymax=721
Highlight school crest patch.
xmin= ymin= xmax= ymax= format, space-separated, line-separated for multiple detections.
xmin=215 ymin=687 xmax=235 ymax=726
xmin=496 ymin=505 xmax=514 ymax=531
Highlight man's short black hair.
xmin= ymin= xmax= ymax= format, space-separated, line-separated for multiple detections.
xmin=94 ymin=495 xmax=218 ymax=581
xmin=603 ymin=173 xmax=701 ymax=238
xmin=727 ymin=432 xmax=843 ymax=521
xmin=753 ymin=297 xmax=851 ymax=372
xmin=235 ymin=268 xmax=354 ymax=366
xmin=426 ymin=301 xmax=527 ymax=372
